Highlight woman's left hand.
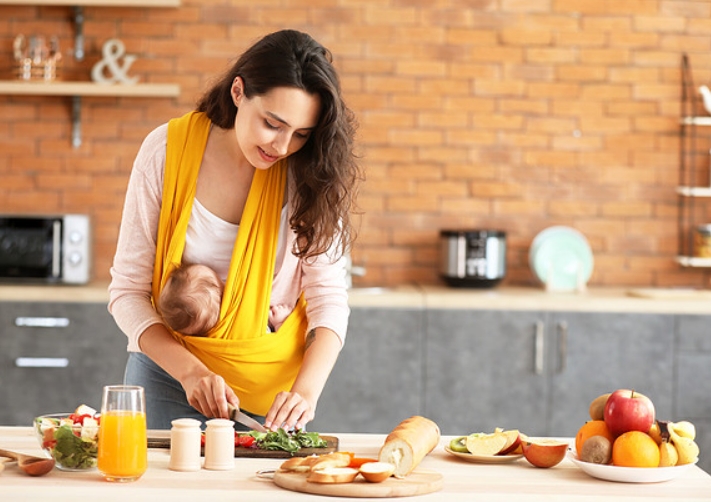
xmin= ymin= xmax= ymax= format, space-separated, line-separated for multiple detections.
xmin=264 ymin=391 xmax=315 ymax=431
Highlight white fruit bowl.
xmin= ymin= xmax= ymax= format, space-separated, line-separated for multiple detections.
xmin=567 ymin=449 xmax=697 ymax=483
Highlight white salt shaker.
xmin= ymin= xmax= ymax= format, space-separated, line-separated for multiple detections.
xmin=168 ymin=418 xmax=202 ymax=472
xmin=203 ymin=418 xmax=235 ymax=470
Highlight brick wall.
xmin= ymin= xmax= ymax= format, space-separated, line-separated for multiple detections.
xmin=2 ymin=0 xmax=711 ymax=289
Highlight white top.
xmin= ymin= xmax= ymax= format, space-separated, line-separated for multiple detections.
xmin=183 ymin=198 xmax=288 ymax=282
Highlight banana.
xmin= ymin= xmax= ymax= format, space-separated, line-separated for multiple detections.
xmin=648 ymin=422 xmax=662 ymax=445
xmin=658 ymin=441 xmax=678 ymax=467
xmin=670 ymin=421 xmax=696 ymax=440
xmin=668 ymin=427 xmax=700 ymax=465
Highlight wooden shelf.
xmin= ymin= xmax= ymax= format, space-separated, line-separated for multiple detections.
xmin=677 ymin=186 xmax=711 ymax=197
xmin=0 ymin=80 xmax=180 ymax=97
xmin=676 ymin=256 xmax=711 ymax=267
xmin=0 ymin=0 xmax=180 ymax=6
xmin=681 ymin=116 xmax=711 ymax=126
xmin=0 ymin=80 xmax=180 ymax=147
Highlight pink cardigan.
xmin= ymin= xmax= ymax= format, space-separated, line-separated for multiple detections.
xmin=108 ymin=123 xmax=350 ymax=352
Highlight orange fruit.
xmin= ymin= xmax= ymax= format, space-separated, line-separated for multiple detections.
xmin=575 ymin=420 xmax=615 ymax=457
xmin=611 ymin=431 xmax=660 ymax=468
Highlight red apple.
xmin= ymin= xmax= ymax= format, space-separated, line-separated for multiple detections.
xmin=497 ymin=430 xmax=522 ymax=456
xmin=521 ymin=439 xmax=568 ymax=468
xmin=603 ymin=389 xmax=655 ymax=437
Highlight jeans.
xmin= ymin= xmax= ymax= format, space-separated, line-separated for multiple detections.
xmin=123 ymin=351 xmax=264 ymax=431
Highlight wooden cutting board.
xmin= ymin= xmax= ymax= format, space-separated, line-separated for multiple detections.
xmin=147 ymin=435 xmax=338 ymax=458
xmin=272 ymin=470 xmax=443 ymax=498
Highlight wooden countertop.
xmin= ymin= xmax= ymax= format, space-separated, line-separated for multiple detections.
xmin=355 ymin=285 xmax=711 ymax=314
xmin=2 ymin=282 xmax=711 ymax=314
xmin=0 ymin=427 xmax=708 ymax=501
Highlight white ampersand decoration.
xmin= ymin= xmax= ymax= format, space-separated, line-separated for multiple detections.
xmin=91 ymin=38 xmax=139 ymax=85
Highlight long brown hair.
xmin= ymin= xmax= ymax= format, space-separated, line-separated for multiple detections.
xmin=196 ymin=29 xmax=361 ymax=259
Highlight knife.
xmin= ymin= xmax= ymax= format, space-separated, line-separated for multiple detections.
xmin=228 ymin=404 xmax=267 ymax=432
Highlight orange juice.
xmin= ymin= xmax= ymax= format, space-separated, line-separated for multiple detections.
xmin=98 ymin=410 xmax=147 ymax=481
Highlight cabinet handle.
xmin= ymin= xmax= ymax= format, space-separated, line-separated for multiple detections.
xmin=51 ymin=220 xmax=61 ymax=278
xmin=14 ymin=317 xmax=70 ymax=328
xmin=15 ymin=357 xmax=69 ymax=368
xmin=557 ymin=321 xmax=568 ymax=373
xmin=534 ymin=320 xmax=545 ymax=375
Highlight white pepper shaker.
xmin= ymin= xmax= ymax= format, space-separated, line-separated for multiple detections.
xmin=168 ymin=418 xmax=202 ymax=472
xmin=203 ymin=418 xmax=235 ymax=470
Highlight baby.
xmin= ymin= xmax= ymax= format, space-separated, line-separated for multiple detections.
xmin=158 ymin=263 xmax=223 ymax=337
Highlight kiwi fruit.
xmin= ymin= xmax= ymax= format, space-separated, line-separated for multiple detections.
xmin=588 ymin=392 xmax=611 ymax=421
xmin=580 ymin=435 xmax=612 ymax=464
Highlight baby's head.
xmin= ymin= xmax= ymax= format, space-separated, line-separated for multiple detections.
xmin=158 ymin=264 xmax=223 ymax=336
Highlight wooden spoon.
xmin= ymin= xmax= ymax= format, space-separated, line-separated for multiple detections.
xmin=0 ymin=448 xmax=55 ymax=476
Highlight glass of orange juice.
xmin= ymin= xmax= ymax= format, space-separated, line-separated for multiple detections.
xmin=98 ymin=385 xmax=147 ymax=482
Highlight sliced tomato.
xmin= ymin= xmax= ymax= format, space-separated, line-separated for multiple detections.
xmin=238 ymin=435 xmax=255 ymax=447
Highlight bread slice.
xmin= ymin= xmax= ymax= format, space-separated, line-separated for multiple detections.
xmin=307 ymin=467 xmax=359 ymax=484
xmin=359 ymin=461 xmax=395 ymax=483
xmin=378 ymin=416 xmax=440 ymax=478
xmin=310 ymin=452 xmax=352 ymax=472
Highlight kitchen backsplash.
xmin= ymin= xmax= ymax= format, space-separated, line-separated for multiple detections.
xmin=2 ymin=1 xmax=711 ymax=289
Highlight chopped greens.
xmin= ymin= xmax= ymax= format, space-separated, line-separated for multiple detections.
xmin=52 ymin=424 xmax=98 ymax=469
xmin=248 ymin=428 xmax=328 ymax=454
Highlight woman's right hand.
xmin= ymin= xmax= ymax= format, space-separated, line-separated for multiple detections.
xmin=183 ymin=369 xmax=240 ymax=419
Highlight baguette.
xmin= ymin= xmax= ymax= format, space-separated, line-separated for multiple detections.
xmin=378 ymin=416 xmax=440 ymax=478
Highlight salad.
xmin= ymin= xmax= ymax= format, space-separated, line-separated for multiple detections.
xmin=35 ymin=405 xmax=100 ymax=470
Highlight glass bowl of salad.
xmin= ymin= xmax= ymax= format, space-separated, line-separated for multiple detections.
xmin=34 ymin=405 xmax=100 ymax=471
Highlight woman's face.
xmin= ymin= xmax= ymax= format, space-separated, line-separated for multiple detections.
xmin=231 ymin=77 xmax=321 ymax=170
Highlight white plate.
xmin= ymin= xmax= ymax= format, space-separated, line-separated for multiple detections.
xmin=444 ymin=445 xmax=523 ymax=464
xmin=529 ymin=226 xmax=594 ymax=292
xmin=567 ymin=450 xmax=698 ymax=483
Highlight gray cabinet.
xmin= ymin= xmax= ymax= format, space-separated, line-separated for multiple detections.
xmin=547 ymin=312 xmax=675 ymax=435
xmin=0 ymin=302 xmax=127 ymax=426
xmin=424 ymin=310 xmax=674 ymax=437
xmin=424 ymin=309 xmax=549 ymax=435
xmin=675 ymin=315 xmax=711 ymax=473
xmin=309 ymin=307 xmax=424 ymax=434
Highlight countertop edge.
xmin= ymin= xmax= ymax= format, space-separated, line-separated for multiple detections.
xmin=1 ymin=283 xmax=711 ymax=314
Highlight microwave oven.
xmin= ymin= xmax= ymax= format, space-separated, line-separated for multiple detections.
xmin=0 ymin=214 xmax=91 ymax=284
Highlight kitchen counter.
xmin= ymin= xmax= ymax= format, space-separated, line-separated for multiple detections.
xmin=0 ymin=427 xmax=709 ymax=501
xmin=3 ymin=282 xmax=711 ymax=314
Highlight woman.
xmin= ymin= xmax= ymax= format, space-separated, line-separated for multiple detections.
xmin=108 ymin=29 xmax=360 ymax=431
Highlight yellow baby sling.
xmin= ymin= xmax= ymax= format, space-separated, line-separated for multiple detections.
xmin=152 ymin=111 xmax=308 ymax=416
